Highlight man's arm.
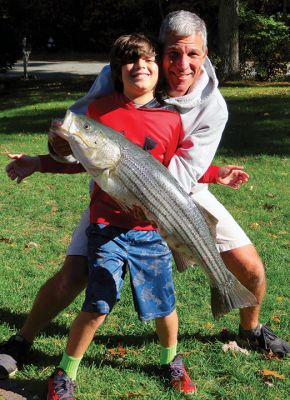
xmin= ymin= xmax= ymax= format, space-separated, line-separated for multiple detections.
xmin=199 ymin=164 xmax=249 ymax=189
xmin=69 ymin=65 xmax=113 ymax=115
xmin=168 ymin=90 xmax=228 ymax=193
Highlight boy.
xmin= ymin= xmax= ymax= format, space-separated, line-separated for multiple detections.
xmin=46 ymin=33 xmax=196 ymax=398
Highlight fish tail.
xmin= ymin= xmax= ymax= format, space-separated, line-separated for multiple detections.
xmin=210 ymin=280 xmax=258 ymax=319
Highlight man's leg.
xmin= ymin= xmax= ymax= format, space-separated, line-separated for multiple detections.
xmin=191 ymin=188 xmax=290 ymax=356
xmin=0 ymin=256 xmax=88 ymax=379
xmin=221 ymin=244 xmax=266 ymax=330
xmin=20 ymin=255 xmax=88 ymax=342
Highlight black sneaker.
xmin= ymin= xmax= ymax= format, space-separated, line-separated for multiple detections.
xmin=239 ymin=324 xmax=290 ymax=357
xmin=0 ymin=334 xmax=32 ymax=379
xmin=47 ymin=368 xmax=76 ymax=400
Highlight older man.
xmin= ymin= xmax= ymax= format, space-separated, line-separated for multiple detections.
xmin=1 ymin=10 xmax=289 ymax=381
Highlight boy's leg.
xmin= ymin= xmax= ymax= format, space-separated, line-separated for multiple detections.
xmin=66 ymin=311 xmax=106 ymax=358
xmin=47 ymin=311 xmax=106 ymax=400
xmin=47 ymin=223 xmax=126 ymax=399
xmin=155 ymin=310 xmax=178 ymax=349
xmin=128 ymin=230 xmax=196 ymax=394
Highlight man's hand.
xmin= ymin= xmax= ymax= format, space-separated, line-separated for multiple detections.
xmin=49 ymin=119 xmax=72 ymax=157
xmin=217 ymin=165 xmax=249 ymax=189
xmin=5 ymin=154 xmax=41 ymax=183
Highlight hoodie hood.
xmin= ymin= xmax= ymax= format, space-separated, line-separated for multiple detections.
xmin=164 ymin=57 xmax=218 ymax=112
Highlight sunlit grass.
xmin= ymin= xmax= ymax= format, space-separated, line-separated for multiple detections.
xmin=0 ymin=78 xmax=289 ymax=399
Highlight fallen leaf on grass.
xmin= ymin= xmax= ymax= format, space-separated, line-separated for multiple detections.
xmin=25 ymin=241 xmax=39 ymax=249
xmin=266 ymin=192 xmax=276 ymax=198
xmin=222 ymin=341 xmax=249 ymax=355
xmin=183 ymin=349 xmax=199 ymax=357
xmin=205 ymin=322 xmax=214 ymax=330
xmin=127 ymin=392 xmax=145 ymax=398
xmin=108 ymin=344 xmax=128 ymax=356
xmin=271 ymin=315 xmax=281 ymax=323
xmin=260 ymin=369 xmax=285 ymax=380
xmin=262 ymin=203 xmax=276 ymax=211
xmin=264 ymin=350 xmax=282 ymax=361
xmin=250 ymin=222 xmax=259 ymax=229
xmin=269 ymin=233 xmax=278 ymax=239
xmin=275 ymin=297 xmax=286 ymax=302
xmin=0 ymin=237 xmax=13 ymax=244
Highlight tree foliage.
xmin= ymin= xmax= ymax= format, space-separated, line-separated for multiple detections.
xmin=240 ymin=4 xmax=290 ymax=80
xmin=0 ymin=0 xmax=289 ymax=80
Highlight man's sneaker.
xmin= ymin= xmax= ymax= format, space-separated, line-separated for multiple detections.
xmin=163 ymin=354 xmax=196 ymax=395
xmin=239 ymin=324 xmax=290 ymax=357
xmin=0 ymin=334 xmax=32 ymax=379
xmin=47 ymin=368 xmax=76 ymax=400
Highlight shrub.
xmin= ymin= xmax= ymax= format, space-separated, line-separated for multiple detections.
xmin=0 ymin=19 xmax=21 ymax=72
xmin=239 ymin=10 xmax=290 ymax=81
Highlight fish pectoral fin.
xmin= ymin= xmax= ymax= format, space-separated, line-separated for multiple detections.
xmin=171 ymin=250 xmax=197 ymax=273
xmin=115 ymin=198 xmax=133 ymax=213
xmin=97 ymin=168 xmax=111 ymax=191
xmin=195 ymin=203 xmax=218 ymax=240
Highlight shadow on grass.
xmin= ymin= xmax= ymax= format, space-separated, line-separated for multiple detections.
xmin=0 ymin=308 xmax=70 ymax=338
xmin=1 ymin=78 xmax=289 ymax=156
xmin=219 ymin=95 xmax=290 ymax=156
xmin=0 ymin=379 xmax=47 ymax=400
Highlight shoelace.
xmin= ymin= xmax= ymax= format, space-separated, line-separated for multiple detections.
xmin=261 ymin=325 xmax=279 ymax=349
xmin=170 ymin=364 xmax=184 ymax=380
xmin=53 ymin=378 xmax=75 ymax=400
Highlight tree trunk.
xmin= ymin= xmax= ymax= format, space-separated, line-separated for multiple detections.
xmin=218 ymin=0 xmax=240 ymax=80
xmin=282 ymin=0 xmax=287 ymax=21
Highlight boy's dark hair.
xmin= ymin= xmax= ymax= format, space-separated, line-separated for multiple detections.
xmin=110 ymin=33 xmax=157 ymax=92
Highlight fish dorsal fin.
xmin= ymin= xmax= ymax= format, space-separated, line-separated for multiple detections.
xmin=195 ymin=203 xmax=218 ymax=241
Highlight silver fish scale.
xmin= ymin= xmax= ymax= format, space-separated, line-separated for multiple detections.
xmin=116 ymin=150 xmax=231 ymax=286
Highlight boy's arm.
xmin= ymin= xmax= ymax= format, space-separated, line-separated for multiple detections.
xmin=5 ymin=153 xmax=85 ymax=183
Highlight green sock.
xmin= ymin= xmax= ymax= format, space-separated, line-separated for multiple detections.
xmin=59 ymin=351 xmax=83 ymax=380
xmin=160 ymin=343 xmax=177 ymax=365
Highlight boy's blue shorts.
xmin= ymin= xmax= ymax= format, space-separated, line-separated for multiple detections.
xmin=83 ymin=224 xmax=175 ymax=321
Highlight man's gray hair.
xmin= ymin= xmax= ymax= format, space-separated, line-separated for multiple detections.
xmin=159 ymin=10 xmax=207 ymax=50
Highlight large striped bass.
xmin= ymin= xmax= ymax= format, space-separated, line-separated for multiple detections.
xmin=56 ymin=110 xmax=257 ymax=319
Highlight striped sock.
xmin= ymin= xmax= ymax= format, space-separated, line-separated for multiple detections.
xmin=59 ymin=351 xmax=83 ymax=380
xmin=160 ymin=343 xmax=177 ymax=365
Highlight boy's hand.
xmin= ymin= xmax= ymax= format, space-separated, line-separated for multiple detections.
xmin=217 ymin=165 xmax=249 ymax=189
xmin=5 ymin=154 xmax=41 ymax=183
xmin=49 ymin=119 xmax=72 ymax=157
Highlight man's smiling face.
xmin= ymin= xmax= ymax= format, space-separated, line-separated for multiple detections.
xmin=162 ymin=32 xmax=207 ymax=97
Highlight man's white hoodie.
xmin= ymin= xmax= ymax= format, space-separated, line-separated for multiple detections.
xmin=70 ymin=57 xmax=228 ymax=194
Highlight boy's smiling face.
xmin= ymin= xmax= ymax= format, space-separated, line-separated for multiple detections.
xmin=121 ymin=55 xmax=159 ymax=104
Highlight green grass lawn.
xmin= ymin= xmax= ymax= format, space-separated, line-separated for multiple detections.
xmin=0 ymin=78 xmax=289 ymax=399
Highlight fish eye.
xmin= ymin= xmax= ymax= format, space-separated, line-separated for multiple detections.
xmin=83 ymin=122 xmax=90 ymax=130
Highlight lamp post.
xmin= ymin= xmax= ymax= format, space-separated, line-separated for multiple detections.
xmin=22 ymin=37 xmax=31 ymax=79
